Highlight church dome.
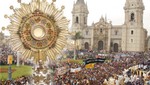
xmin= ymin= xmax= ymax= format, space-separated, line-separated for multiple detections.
xmin=124 ymin=0 xmax=144 ymax=10
xmin=76 ymin=0 xmax=85 ymax=4
xmin=72 ymin=0 xmax=89 ymax=14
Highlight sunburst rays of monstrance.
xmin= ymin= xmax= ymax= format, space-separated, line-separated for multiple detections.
xmin=4 ymin=0 xmax=69 ymax=63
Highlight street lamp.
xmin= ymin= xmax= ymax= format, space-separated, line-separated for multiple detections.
xmin=7 ymin=55 xmax=13 ymax=80
xmin=71 ymin=40 xmax=77 ymax=60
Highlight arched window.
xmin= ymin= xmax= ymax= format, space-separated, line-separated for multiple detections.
xmin=131 ymin=30 xmax=134 ymax=35
xmin=131 ymin=39 xmax=133 ymax=43
xmin=76 ymin=16 xmax=79 ymax=23
xmin=86 ymin=31 xmax=88 ymax=35
xmin=114 ymin=43 xmax=119 ymax=52
xmin=115 ymin=31 xmax=118 ymax=35
xmin=132 ymin=4 xmax=134 ymax=6
xmin=131 ymin=13 xmax=134 ymax=21
xmin=85 ymin=42 xmax=89 ymax=49
xmin=98 ymin=41 xmax=103 ymax=50
xmin=100 ymin=29 xmax=103 ymax=33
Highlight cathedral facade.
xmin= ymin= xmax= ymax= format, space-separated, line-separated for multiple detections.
xmin=71 ymin=0 xmax=148 ymax=52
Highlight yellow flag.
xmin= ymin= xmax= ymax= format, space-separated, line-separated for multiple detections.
xmin=8 ymin=55 xmax=13 ymax=64
xmin=85 ymin=63 xmax=95 ymax=69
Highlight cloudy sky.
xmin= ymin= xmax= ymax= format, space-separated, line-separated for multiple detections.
xmin=0 ymin=0 xmax=150 ymax=35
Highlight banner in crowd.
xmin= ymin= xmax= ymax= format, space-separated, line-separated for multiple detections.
xmin=84 ymin=58 xmax=106 ymax=64
xmin=85 ymin=63 xmax=95 ymax=69
xmin=70 ymin=67 xmax=81 ymax=73
xmin=7 ymin=55 xmax=13 ymax=64
xmin=56 ymin=66 xmax=68 ymax=75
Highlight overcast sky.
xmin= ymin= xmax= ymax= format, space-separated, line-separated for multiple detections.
xmin=0 ymin=0 xmax=150 ymax=35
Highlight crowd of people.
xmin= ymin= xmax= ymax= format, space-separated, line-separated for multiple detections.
xmin=0 ymin=76 xmax=32 ymax=85
xmin=0 ymin=55 xmax=34 ymax=66
xmin=0 ymin=49 xmax=150 ymax=85
xmin=53 ymin=51 xmax=150 ymax=85
xmin=0 ymin=45 xmax=17 ymax=65
xmin=0 ymin=55 xmax=19 ymax=66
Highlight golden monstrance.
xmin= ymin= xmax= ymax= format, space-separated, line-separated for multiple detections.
xmin=3 ymin=0 xmax=69 ymax=84
xmin=5 ymin=0 xmax=69 ymax=63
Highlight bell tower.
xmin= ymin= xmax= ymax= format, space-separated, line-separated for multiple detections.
xmin=122 ymin=0 xmax=146 ymax=51
xmin=124 ymin=0 xmax=144 ymax=27
xmin=71 ymin=0 xmax=89 ymax=32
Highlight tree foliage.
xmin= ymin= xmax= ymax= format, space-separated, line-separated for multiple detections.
xmin=72 ymin=31 xmax=83 ymax=40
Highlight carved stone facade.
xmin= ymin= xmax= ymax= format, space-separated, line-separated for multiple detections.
xmin=71 ymin=0 xmax=148 ymax=52
xmin=92 ymin=17 xmax=111 ymax=51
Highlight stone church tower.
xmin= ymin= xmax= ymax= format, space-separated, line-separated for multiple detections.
xmin=122 ymin=0 xmax=147 ymax=51
xmin=72 ymin=0 xmax=89 ymax=32
xmin=71 ymin=0 xmax=90 ymax=49
xmin=71 ymin=0 xmax=147 ymax=52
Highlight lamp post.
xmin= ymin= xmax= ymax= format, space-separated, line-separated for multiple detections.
xmin=73 ymin=31 xmax=77 ymax=60
xmin=73 ymin=41 xmax=76 ymax=60
xmin=72 ymin=31 xmax=83 ymax=60
xmin=7 ymin=55 xmax=13 ymax=80
xmin=69 ymin=31 xmax=76 ymax=60
xmin=8 ymin=64 xmax=12 ymax=80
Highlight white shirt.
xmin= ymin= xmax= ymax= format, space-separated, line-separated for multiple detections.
xmin=115 ymin=79 xmax=119 ymax=85
xmin=124 ymin=77 xmax=131 ymax=83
